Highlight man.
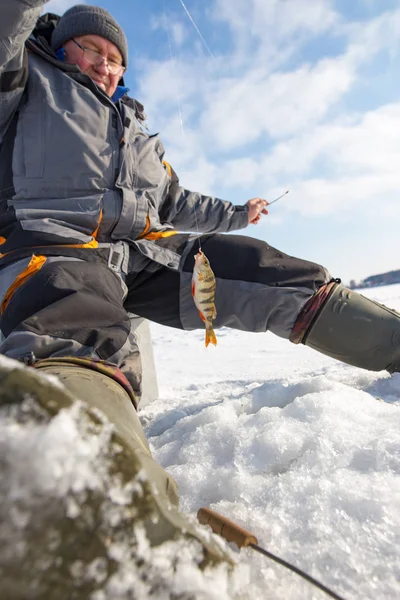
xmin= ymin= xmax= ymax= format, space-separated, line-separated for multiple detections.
xmin=0 ymin=1 xmax=399 ymax=594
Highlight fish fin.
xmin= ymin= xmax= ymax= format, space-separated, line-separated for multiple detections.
xmin=199 ymin=311 xmax=206 ymax=323
xmin=198 ymin=273 xmax=204 ymax=282
xmin=191 ymin=281 xmax=195 ymax=297
xmin=212 ymin=304 xmax=217 ymax=318
xmin=205 ymin=327 xmax=217 ymax=347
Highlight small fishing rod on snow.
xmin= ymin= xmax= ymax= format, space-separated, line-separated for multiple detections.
xmin=198 ymin=508 xmax=347 ymax=600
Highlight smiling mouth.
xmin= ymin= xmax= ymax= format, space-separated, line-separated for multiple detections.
xmin=93 ymin=79 xmax=107 ymax=89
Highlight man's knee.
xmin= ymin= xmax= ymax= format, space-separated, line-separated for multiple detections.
xmin=0 ymin=256 xmax=130 ymax=362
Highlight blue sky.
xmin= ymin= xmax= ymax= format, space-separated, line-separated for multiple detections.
xmin=46 ymin=0 xmax=400 ymax=285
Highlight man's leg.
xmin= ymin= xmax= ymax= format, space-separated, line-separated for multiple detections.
xmin=126 ymin=233 xmax=329 ymax=339
xmin=126 ymin=233 xmax=400 ymax=374
xmin=292 ymin=282 xmax=400 ymax=372
xmin=0 ymin=254 xmax=134 ymax=371
xmin=0 ymin=250 xmax=145 ymax=398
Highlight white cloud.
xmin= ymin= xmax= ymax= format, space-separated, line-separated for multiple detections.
xmin=289 ymin=174 xmax=400 ymax=218
xmin=138 ymin=48 xmax=357 ymax=162
xmin=339 ymin=5 xmax=400 ymax=59
xmin=255 ymin=101 xmax=400 ymax=176
xmin=221 ymin=158 xmax=261 ymax=187
xmin=212 ymin=0 xmax=339 ymax=41
xmin=210 ymin=0 xmax=340 ymax=70
xmin=150 ymin=15 xmax=187 ymax=47
xmin=199 ymin=55 xmax=356 ymax=151
xmin=171 ymin=22 xmax=187 ymax=46
xmin=199 ymin=7 xmax=400 ymax=151
xmin=174 ymin=157 xmax=220 ymax=197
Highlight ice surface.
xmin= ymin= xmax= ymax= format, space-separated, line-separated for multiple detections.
xmin=144 ymin=284 xmax=400 ymax=599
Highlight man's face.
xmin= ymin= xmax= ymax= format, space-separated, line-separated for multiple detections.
xmin=64 ymin=34 xmax=124 ymax=97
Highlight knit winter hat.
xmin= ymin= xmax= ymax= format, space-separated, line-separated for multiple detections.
xmin=51 ymin=4 xmax=128 ymax=67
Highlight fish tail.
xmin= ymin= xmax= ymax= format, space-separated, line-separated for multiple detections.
xmin=205 ymin=325 xmax=217 ymax=348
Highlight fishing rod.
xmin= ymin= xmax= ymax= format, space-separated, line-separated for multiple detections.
xmin=268 ymin=189 xmax=289 ymax=206
xmin=198 ymin=508 xmax=347 ymax=600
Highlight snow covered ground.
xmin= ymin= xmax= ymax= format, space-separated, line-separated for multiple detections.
xmin=1 ymin=284 xmax=399 ymax=599
xmin=142 ymin=283 xmax=400 ymax=600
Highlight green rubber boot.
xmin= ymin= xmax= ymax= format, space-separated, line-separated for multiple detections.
xmin=303 ymin=284 xmax=400 ymax=372
xmin=0 ymin=358 xmax=234 ymax=599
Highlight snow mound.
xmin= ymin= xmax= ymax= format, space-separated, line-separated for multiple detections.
xmin=0 ymin=393 xmax=249 ymax=599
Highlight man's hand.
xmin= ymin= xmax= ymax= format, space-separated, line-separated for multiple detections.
xmin=246 ymin=198 xmax=269 ymax=224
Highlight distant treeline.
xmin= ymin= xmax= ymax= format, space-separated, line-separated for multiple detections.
xmin=349 ymin=269 xmax=400 ymax=289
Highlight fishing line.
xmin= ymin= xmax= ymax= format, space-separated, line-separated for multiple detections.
xmin=176 ymin=0 xmax=215 ymax=59
xmin=163 ymin=0 xmax=185 ymax=136
xmin=163 ymin=0 xmax=203 ymax=250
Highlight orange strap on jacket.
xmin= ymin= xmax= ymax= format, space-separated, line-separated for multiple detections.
xmin=1 ymin=255 xmax=47 ymax=315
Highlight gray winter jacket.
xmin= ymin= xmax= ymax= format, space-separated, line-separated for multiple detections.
xmin=0 ymin=1 xmax=248 ymax=269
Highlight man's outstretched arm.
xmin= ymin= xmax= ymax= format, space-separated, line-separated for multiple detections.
xmin=0 ymin=1 xmax=46 ymax=136
xmin=159 ymin=165 xmax=250 ymax=234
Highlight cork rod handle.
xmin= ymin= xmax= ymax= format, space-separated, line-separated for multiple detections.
xmin=197 ymin=507 xmax=258 ymax=548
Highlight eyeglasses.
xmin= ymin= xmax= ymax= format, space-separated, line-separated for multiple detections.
xmin=72 ymin=39 xmax=126 ymax=76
